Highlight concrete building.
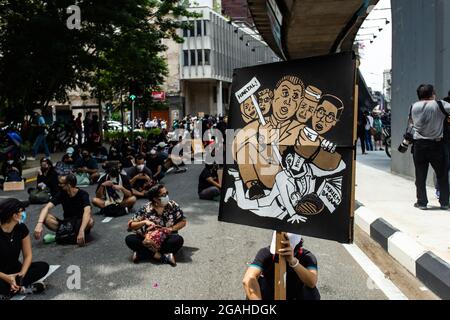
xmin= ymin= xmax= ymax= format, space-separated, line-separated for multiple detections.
xmin=391 ymin=0 xmax=450 ymax=179
xmin=383 ymin=69 xmax=391 ymax=110
xmin=221 ymin=0 xmax=253 ymax=24
xmin=163 ymin=3 xmax=279 ymax=119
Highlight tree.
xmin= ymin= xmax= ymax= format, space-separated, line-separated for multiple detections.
xmin=0 ymin=0 xmax=199 ymax=121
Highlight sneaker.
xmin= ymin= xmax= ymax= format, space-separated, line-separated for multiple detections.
xmin=414 ymin=203 xmax=427 ymax=210
xmin=22 ymin=282 xmax=46 ymax=294
xmin=161 ymin=253 xmax=176 ymax=267
xmin=166 ymin=167 xmax=175 ymax=174
xmin=27 ymin=156 xmax=36 ymax=161
xmin=43 ymin=234 xmax=56 ymax=244
xmin=440 ymin=205 xmax=449 ymax=211
xmin=175 ymin=168 xmax=187 ymax=174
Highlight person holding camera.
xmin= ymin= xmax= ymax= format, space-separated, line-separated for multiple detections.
xmin=0 ymin=199 xmax=49 ymax=298
xmin=406 ymin=84 xmax=450 ymax=210
xmin=242 ymin=232 xmax=320 ymax=300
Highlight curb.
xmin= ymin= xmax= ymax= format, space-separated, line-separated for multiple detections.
xmin=354 ymin=205 xmax=450 ymax=300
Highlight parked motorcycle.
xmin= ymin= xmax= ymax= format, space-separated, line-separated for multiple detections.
xmin=0 ymin=123 xmax=27 ymax=166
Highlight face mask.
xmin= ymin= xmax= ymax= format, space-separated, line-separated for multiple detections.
xmin=159 ymin=195 xmax=170 ymax=206
xmin=20 ymin=211 xmax=27 ymax=224
xmin=7 ymin=160 xmax=14 ymax=165
xmin=137 ymin=164 xmax=145 ymax=172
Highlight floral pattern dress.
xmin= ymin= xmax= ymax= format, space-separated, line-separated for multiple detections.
xmin=128 ymin=200 xmax=185 ymax=237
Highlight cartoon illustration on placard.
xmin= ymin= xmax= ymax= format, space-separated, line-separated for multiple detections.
xmin=228 ymin=75 xmax=346 ymax=225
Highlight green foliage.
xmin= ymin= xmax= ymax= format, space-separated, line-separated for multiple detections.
xmin=0 ymin=0 xmax=199 ymax=121
xmin=103 ymin=127 xmax=161 ymax=142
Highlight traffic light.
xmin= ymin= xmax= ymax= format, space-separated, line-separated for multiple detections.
xmin=129 ymin=80 xmax=143 ymax=100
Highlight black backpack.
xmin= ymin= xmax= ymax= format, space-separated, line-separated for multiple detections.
xmin=437 ymin=101 xmax=450 ymax=142
xmin=55 ymin=218 xmax=81 ymax=245
xmin=100 ymin=203 xmax=127 ymax=217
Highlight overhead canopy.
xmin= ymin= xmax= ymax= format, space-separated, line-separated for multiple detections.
xmin=248 ymin=0 xmax=380 ymax=60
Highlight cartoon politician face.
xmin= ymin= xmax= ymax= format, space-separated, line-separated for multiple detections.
xmin=296 ymin=85 xmax=322 ymax=124
xmin=312 ymin=94 xmax=344 ymax=135
xmin=272 ymin=76 xmax=305 ymax=123
xmin=257 ymin=89 xmax=273 ymax=116
xmin=240 ymin=97 xmax=257 ymax=123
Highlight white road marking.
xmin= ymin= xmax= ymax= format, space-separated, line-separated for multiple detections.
xmin=10 ymin=265 xmax=60 ymax=301
xmin=102 ymin=217 xmax=113 ymax=223
xmin=343 ymin=244 xmax=408 ymax=300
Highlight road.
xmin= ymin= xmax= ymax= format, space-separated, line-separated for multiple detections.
xmin=1 ymin=160 xmax=424 ymax=300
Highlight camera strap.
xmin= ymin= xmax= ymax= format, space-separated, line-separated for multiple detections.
xmin=437 ymin=100 xmax=448 ymax=117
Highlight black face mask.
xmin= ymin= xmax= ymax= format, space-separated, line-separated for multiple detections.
xmin=109 ymin=168 xmax=120 ymax=178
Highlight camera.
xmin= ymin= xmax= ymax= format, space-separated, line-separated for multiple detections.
xmin=398 ymin=132 xmax=414 ymax=153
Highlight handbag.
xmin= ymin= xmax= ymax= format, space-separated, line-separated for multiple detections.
xmin=55 ymin=218 xmax=81 ymax=245
xmin=28 ymin=188 xmax=51 ymax=204
xmin=142 ymin=227 xmax=170 ymax=251
xmin=75 ymin=172 xmax=90 ymax=187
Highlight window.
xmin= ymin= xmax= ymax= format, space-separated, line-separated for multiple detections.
xmin=213 ymin=86 xmax=217 ymax=103
xmin=189 ymin=24 xmax=195 ymax=37
xmin=197 ymin=50 xmax=203 ymax=65
xmin=222 ymin=87 xmax=229 ymax=104
xmin=190 ymin=50 xmax=196 ymax=66
xmin=196 ymin=20 xmax=202 ymax=36
xmin=183 ymin=28 xmax=188 ymax=37
xmin=204 ymin=49 xmax=210 ymax=65
xmin=203 ymin=20 xmax=208 ymax=36
xmin=183 ymin=50 xmax=189 ymax=66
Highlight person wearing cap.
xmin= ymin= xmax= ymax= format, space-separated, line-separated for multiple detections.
xmin=147 ymin=149 xmax=166 ymax=182
xmin=34 ymin=174 xmax=94 ymax=247
xmin=243 ymin=232 xmax=320 ymax=300
xmin=0 ymin=198 xmax=49 ymax=297
xmin=28 ymin=109 xmax=50 ymax=161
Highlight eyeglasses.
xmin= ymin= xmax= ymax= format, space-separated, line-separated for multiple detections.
xmin=315 ymin=107 xmax=337 ymax=123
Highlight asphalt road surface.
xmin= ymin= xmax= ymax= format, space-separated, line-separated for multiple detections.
xmin=2 ymin=163 xmax=389 ymax=300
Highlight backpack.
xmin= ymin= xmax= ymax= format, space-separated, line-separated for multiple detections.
xmin=28 ymin=188 xmax=51 ymax=204
xmin=55 ymin=218 xmax=81 ymax=245
xmin=437 ymin=101 xmax=450 ymax=142
xmin=100 ymin=203 xmax=127 ymax=217
xmin=75 ymin=172 xmax=90 ymax=187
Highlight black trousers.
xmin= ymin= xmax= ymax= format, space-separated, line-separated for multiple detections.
xmin=0 ymin=261 xmax=49 ymax=295
xmin=125 ymin=233 xmax=184 ymax=260
xmin=413 ymin=140 xmax=449 ymax=206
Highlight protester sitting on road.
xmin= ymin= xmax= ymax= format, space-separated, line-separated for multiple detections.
xmin=147 ymin=149 xmax=166 ymax=182
xmin=164 ymin=140 xmax=187 ymax=174
xmin=55 ymin=147 xmax=77 ymax=176
xmin=243 ymin=232 xmax=320 ymax=300
xmin=34 ymin=174 xmax=94 ymax=247
xmin=125 ymin=184 xmax=186 ymax=266
xmin=0 ymin=156 xmax=23 ymax=186
xmin=121 ymin=146 xmax=136 ymax=169
xmin=0 ymin=199 xmax=49 ymax=299
xmin=198 ymin=163 xmax=221 ymax=201
xmin=35 ymin=158 xmax=59 ymax=198
xmin=74 ymin=149 xmax=100 ymax=184
xmin=92 ymin=162 xmax=136 ymax=211
xmin=124 ymin=155 xmax=154 ymax=198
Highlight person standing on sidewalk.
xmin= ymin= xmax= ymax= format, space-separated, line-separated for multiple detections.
xmin=411 ymin=84 xmax=450 ymax=210
xmin=28 ymin=109 xmax=50 ymax=161
xmin=364 ymin=110 xmax=374 ymax=151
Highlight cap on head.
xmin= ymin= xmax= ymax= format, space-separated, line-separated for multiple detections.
xmin=66 ymin=147 xmax=75 ymax=156
xmin=0 ymin=198 xmax=29 ymax=223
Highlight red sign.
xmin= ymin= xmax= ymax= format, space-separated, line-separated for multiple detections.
xmin=151 ymin=91 xmax=166 ymax=101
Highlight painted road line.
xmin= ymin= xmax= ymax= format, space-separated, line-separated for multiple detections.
xmin=102 ymin=217 xmax=114 ymax=223
xmin=10 ymin=265 xmax=60 ymax=301
xmin=26 ymin=177 xmax=37 ymax=183
xmin=343 ymin=243 xmax=408 ymax=300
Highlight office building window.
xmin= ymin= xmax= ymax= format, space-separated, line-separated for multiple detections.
xmin=183 ymin=50 xmax=189 ymax=66
xmin=198 ymin=50 xmax=203 ymax=65
xmin=183 ymin=28 xmax=188 ymax=37
xmin=191 ymin=50 xmax=196 ymax=66
xmin=204 ymin=49 xmax=210 ymax=65
xmin=189 ymin=24 xmax=195 ymax=37
xmin=196 ymin=20 xmax=202 ymax=36
xmin=203 ymin=20 xmax=208 ymax=36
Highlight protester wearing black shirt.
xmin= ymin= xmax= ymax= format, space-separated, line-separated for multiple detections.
xmin=74 ymin=149 xmax=100 ymax=183
xmin=147 ymin=149 xmax=166 ymax=181
xmin=36 ymin=158 xmax=59 ymax=198
xmin=34 ymin=174 xmax=94 ymax=247
xmin=0 ymin=199 xmax=49 ymax=297
xmin=243 ymin=232 xmax=320 ymax=300
xmin=125 ymin=155 xmax=154 ymax=198
xmin=198 ymin=163 xmax=221 ymax=200
xmin=92 ymin=162 xmax=137 ymax=210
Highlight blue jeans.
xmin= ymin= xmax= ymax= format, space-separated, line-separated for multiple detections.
xmin=365 ymin=130 xmax=373 ymax=151
xmin=32 ymin=134 xmax=50 ymax=157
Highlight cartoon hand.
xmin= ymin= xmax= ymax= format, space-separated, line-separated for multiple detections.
xmin=321 ymin=139 xmax=337 ymax=153
xmin=287 ymin=214 xmax=308 ymax=224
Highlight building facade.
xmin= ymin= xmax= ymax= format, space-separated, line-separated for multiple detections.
xmin=162 ymin=5 xmax=279 ymax=119
xmin=391 ymin=0 xmax=450 ymax=179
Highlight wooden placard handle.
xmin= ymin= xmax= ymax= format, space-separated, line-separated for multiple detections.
xmin=274 ymin=231 xmax=287 ymax=300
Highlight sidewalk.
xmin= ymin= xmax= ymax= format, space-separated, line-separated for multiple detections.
xmin=355 ymin=150 xmax=450 ymax=299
